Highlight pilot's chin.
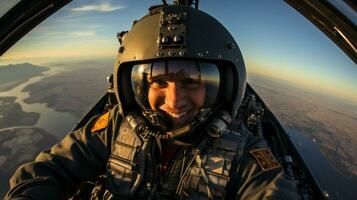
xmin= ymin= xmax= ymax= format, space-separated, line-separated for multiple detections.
xmin=170 ymin=111 xmax=196 ymax=130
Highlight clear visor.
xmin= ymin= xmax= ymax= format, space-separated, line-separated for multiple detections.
xmin=131 ymin=60 xmax=221 ymax=110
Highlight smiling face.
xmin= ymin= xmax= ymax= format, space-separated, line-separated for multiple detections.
xmin=131 ymin=60 xmax=220 ymax=131
xmin=148 ymin=79 xmax=206 ymax=130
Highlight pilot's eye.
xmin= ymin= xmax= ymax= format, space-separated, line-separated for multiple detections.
xmin=150 ymin=79 xmax=168 ymax=88
xmin=181 ymin=78 xmax=200 ymax=89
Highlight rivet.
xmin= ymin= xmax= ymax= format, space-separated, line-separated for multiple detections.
xmin=179 ymin=51 xmax=185 ymax=56
xmin=161 ymin=36 xmax=170 ymax=44
xmin=173 ymin=35 xmax=182 ymax=43
xmin=157 ymin=52 xmax=163 ymax=57
xmin=218 ymin=54 xmax=222 ymax=59
xmin=198 ymin=52 xmax=203 ymax=57
xmin=205 ymin=51 xmax=209 ymax=54
xmin=168 ymin=51 xmax=174 ymax=56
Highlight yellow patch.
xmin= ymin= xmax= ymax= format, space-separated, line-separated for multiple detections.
xmin=91 ymin=112 xmax=110 ymax=132
xmin=249 ymin=149 xmax=281 ymax=171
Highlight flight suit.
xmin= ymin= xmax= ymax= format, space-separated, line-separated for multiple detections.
xmin=5 ymin=105 xmax=298 ymax=200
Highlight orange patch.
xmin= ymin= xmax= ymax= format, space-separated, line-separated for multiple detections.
xmin=249 ymin=149 xmax=281 ymax=171
xmin=91 ymin=112 xmax=110 ymax=132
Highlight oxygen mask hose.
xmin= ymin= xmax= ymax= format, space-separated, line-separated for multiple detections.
xmin=126 ymin=112 xmax=153 ymax=197
xmin=129 ymin=137 xmax=151 ymax=197
xmin=126 ymin=112 xmax=173 ymax=197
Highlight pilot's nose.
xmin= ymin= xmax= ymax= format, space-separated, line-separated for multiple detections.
xmin=165 ymin=82 xmax=185 ymax=109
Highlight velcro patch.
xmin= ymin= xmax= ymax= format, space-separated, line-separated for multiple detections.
xmin=249 ymin=149 xmax=281 ymax=171
xmin=91 ymin=112 xmax=110 ymax=132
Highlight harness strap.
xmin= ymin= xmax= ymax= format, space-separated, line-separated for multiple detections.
xmin=179 ymin=128 xmax=247 ymax=199
xmin=104 ymin=113 xmax=247 ymax=200
xmin=106 ymin=119 xmax=142 ymax=198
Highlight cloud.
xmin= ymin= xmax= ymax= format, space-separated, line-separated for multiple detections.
xmin=71 ymin=31 xmax=96 ymax=36
xmin=70 ymin=3 xmax=125 ymax=12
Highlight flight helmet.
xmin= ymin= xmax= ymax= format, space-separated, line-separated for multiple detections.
xmin=113 ymin=1 xmax=246 ymax=133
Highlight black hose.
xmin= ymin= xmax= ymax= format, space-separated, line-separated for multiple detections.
xmin=129 ymin=137 xmax=152 ymax=197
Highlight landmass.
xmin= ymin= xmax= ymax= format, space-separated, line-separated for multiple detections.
xmin=0 ymin=63 xmax=48 ymax=92
xmin=0 ymin=97 xmax=40 ymax=129
xmin=23 ymin=63 xmax=112 ymax=118
xmin=0 ymin=127 xmax=58 ymax=199
xmin=249 ymin=73 xmax=357 ymax=177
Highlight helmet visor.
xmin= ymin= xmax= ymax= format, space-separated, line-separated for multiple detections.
xmin=131 ymin=60 xmax=220 ymax=110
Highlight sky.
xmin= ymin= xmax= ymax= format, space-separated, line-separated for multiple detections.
xmin=0 ymin=0 xmax=356 ymax=103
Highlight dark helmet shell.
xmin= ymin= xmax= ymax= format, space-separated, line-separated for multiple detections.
xmin=114 ymin=4 xmax=246 ymax=118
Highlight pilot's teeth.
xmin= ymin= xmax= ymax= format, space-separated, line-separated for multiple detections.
xmin=167 ymin=111 xmax=187 ymax=119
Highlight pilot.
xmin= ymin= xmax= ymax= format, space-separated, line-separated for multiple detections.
xmin=5 ymin=2 xmax=298 ymax=200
